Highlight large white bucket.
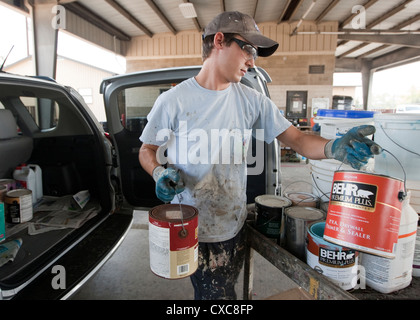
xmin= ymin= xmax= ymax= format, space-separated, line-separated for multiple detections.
xmin=407 ymin=180 xmax=420 ymax=214
xmin=373 ymin=113 xmax=420 ymax=181
xmin=314 ymin=109 xmax=376 ymax=140
xmin=309 ymin=159 xmax=353 ymax=201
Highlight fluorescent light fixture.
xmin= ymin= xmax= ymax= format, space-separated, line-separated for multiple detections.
xmin=179 ymin=3 xmax=197 ymax=18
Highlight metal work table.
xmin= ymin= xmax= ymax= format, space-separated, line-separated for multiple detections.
xmin=243 ymin=222 xmax=420 ymax=300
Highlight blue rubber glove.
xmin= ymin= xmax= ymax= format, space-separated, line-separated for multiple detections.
xmin=152 ymin=166 xmax=185 ymax=203
xmin=324 ymin=125 xmax=382 ymax=170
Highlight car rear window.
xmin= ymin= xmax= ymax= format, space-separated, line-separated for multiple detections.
xmin=117 ymin=83 xmax=175 ymax=132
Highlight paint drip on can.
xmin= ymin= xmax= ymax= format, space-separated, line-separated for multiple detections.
xmin=149 ymin=204 xmax=198 ymax=279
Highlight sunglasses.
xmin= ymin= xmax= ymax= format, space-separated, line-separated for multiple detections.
xmin=231 ymin=38 xmax=258 ymax=61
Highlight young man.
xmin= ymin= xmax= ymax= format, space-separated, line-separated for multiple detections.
xmin=139 ymin=11 xmax=379 ymax=299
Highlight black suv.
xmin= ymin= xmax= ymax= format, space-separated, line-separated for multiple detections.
xmin=0 ymin=66 xmax=279 ymax=299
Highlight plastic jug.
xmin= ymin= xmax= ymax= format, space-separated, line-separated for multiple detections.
xmin=13 ymin=164 xmax=36 ymax=203
xmin=28 ymin=164 xmax=43 ymax=202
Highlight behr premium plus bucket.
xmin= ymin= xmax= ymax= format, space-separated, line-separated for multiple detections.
xmin=307 ymin=221 xmax=359 ymax=290
xmin=323 ymin=171 xmax=405 ymax=258
xmin=149 ymin=204 xmax=198 ymax=279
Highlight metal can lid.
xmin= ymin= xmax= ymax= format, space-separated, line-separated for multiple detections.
xmin=150 ymin=204 xmax=198 ymax=222
xmin=255 ymin=195 xmax=292 ymax=208
xmin=285 ymin=206 xmax=325 ymax=220
xmin=6 ymin=189 xmax=32 ymax=197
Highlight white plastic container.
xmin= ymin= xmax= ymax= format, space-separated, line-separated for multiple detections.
xmin=361 ymin=194 xmax=418 ymax=293
xmin=314 ymin=109 xmax=376 ymax=140
xmin=28 ymin=164 xmax=43 ymax=203
xmin=373 ymin=113 xmax=420 ymax=181
xmin=413 ymin=226 xmax=420 ymax=277
xmin=309 ymin=158 xmax=372 ymax=202
xmin=13 ymin=164 xmax=36 ymax=203
xmin=407 ymin=180 xmax=420 ymax=214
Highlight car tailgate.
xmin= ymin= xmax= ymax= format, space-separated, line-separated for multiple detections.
xmin=10 ymin=210 xmax=132 ymax=300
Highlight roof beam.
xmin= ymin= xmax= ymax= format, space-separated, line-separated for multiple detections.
xmin=339 ymin=0 xmax=378 ymax=28
xmin=371 ymin=46 xmax=420 ymax=70
xmin=287 ymin=0 xmax=304 ymax=21
xmin=315 ymin=0 xmax=340 ymax=23
xmin=144 ymin=0 xmax=177 ymax=35
xmin=277 ymin=0 xmax=291 ymax=23
xmin=357 ymin=44 xmax=389 ymax=59
xmin=338 ymin=33 xmax=420 ymax=48
xmin=337 ymin=0 xmax=418 ymax=57
xmin=366 ymin=0 xmax=414 ymax=29
xmin=220 ymin=0 xmax=225 ymax=12
xmin=63 ymin=2 xmax=131 ymax=41
xmin=278 ymin=0 xmax=304 ymax=22
xmin=335 ymin=57 xmax=362 ymax=72
xmin=104 ymin=0 xmax=153 ymax=38
xmin=348 ymin=15 xmax=420 ymax=59
xmin=337 ymin=42 xmax=369 ymax=59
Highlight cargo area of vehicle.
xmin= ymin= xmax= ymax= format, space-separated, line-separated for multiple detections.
xmin=0 ymin=134 xmax=113 ymax=289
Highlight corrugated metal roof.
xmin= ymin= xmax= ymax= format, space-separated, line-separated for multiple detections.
xmin=58 ymin=0 xmax=420 ymax=69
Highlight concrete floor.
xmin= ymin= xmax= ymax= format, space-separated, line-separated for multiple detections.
xmin=71 ymin=162 xmax=314 ymax=300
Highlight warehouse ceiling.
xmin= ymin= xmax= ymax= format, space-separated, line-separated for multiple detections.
xmin=6 ymin=0 xmax=420 ymax=72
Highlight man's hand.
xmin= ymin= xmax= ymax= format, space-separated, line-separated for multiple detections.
xmin=324 ymin=125 xmax=382 ymax=170
xmin=153 ymin=166 xmax=185 ymax=203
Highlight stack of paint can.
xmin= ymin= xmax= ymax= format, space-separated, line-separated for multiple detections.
xmin=0 ymin=179 xmax=16 ymax=242
xmin=322 ymin=171 xmax=418 ymax=294
xmin=373 ymin=113 xmax=420 ymax=282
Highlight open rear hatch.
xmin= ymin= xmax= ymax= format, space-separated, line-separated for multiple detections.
xmin=0 ymin=75 xmax=132 ymax=299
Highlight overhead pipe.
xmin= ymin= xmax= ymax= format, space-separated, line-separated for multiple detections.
xmin=290 ymin=0 xmax=317 ymax=36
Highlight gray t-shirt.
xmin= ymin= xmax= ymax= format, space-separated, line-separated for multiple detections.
xmin=140 ymin=77 xmax=291 ymax=242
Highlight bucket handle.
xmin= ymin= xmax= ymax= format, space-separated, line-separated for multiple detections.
xmin=281 ymin=180 xmax=321 ymax=205
xmin=381 ymin=148 xmax=408 ymax=201
xmin=378 ymin=124 xmax=420 ymax=158
xmin=335 ymin=147 xmax=408 ymax=202
xmin=310 ymin=174 xmax=331 ymax=200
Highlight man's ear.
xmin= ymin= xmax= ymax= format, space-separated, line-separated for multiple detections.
xmin=213 ymin=32 xmax=224 ymax=49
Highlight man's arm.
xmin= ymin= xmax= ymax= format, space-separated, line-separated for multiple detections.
xmin=139 ymin=143 xmax=160 ymax=176
xmin=276 ymin=125 xmax=329 ymax=160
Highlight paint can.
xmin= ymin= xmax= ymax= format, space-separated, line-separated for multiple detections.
xmin=0 ymin=179 xmax=16 ymax=192
xmin=324 ymin=171 xmax=405 ymax=258
xmin=0 ymin=185 xmax=7 ymax=202
xmin=284 ymin=206 xmax=325 ymax=260
xmin=149 ymin=204 xmax=198 ymax=279
xmin=284 ymin=192 xmax=319 ymax=208
xmin=4 ymin=189 xmax=33 ymax=224
xmin=0 ymin=202 xmax=5 ymax=242
xmin=254 ymin=195 xmax=292 ymax=241
xmin=306 ymin=221 xmax=359 ymax=290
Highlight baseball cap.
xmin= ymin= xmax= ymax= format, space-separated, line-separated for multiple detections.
xmin=202 ymin=11 xmax=279 ymax=57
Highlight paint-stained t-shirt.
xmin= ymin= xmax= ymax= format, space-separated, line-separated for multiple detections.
xmin=140 ymin=77 xmax=291 ymax=242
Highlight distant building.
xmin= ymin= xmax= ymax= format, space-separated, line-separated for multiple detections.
xmin=4 ymin=55 xmax=114 ymax=122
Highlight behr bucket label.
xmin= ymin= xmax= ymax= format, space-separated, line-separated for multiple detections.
xmin=324 ymin=171 xmax=404 ymax=258
xmin=330 ymin=181 xmax=377 ymax=211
